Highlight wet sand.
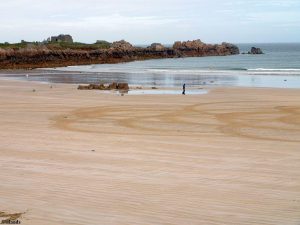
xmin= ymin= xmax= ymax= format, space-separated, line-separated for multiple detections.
xmin=2 ymin=68 xmax=300 ymax=88
xmin=0 ymin=79 xmax=300 ymax=225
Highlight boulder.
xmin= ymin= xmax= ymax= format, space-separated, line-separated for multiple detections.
xmin=108 ymin=82 xmax=118 ymax=90
xmin=117 ymin=83 xmax=129 ymax=90
xmin=148 ymin=43 xmax=165 ymax=51
xmin=111 ymin=40 xmax=134 ymax=51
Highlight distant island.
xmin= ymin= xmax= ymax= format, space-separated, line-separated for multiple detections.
xmin=0 ymin=34 xmax=240 ymax=69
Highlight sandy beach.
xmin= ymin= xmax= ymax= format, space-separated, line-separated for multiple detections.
xmin=0 ymin=78 xmax=300 ymax=225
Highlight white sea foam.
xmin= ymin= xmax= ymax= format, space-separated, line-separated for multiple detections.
xmin=248 ymin=68 xmax=300 ymax=71
xmin=54 ymin=66 xmax=300 ymax=76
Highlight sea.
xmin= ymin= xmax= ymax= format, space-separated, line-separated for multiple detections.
xmin=5 ymin=43 xmax=300 ymax=89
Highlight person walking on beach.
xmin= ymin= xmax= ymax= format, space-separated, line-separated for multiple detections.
xmin=182 ymin=83 xmax=186 ymax=95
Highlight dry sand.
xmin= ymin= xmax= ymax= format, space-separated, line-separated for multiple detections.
xmin=0 ymin=79 xmax=299 ymax=225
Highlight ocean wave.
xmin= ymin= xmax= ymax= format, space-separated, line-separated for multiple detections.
xmin=248 ymin=68 xmax=300 ymax=71
xmin=56 ymin=65 xmax=300 ymax=76
xmin=144 ymin=68 xmax=300 ymax=75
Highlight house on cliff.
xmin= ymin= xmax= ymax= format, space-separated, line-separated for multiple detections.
xmin=48 ymin=34 xmax=73 ymax=43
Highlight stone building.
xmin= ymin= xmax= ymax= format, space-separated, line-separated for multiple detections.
xmin=49 ymin=34 xmax=73 ymax=43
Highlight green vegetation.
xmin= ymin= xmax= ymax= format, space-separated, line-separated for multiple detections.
xmin=95 ymin=40 xmax=111 ymax=45
xmin=0 ymin=42 xmax=38 ymax=49
xmin=49 ymin=41 xmax=111 ymax=50
xmin=0 ymin=41 xmax=111 ymax=50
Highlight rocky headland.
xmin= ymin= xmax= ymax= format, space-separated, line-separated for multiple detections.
xmin=0 ymin=39 xmax=239 ymax=69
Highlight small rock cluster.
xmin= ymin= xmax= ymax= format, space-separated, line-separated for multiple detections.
xmin=249 ymin=47 xmax=264 ymax=54
xmin=78 ymin=82 xmax=129 ymax=90
xmin=242 ymin=47 xmax=264 ymax=55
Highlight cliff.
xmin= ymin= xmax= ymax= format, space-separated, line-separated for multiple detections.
xmin=0 ymin=40 xmax=239 ymax=69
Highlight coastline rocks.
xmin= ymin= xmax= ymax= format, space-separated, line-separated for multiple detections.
xmin=249 ymin=47 xmax=263 ymax=54
xmin=78 ymin=82 xmax=129 ymax=91
xmin=148 ymin=43 xmax=165 ymax=51
xmin=0 ymin=48 xmax=7 ymax=60
xmin=173 ymin=39 xmax=203 ymax=50
xmin=111 ymin=40 xmax=134 ymax=51
xmin=172 ymin=39 xmax=239 ymax=56
xmin=221 ymin=42 xmax=240 ymax=55
xmin=0 ymin=39 xmax=240 ymax=69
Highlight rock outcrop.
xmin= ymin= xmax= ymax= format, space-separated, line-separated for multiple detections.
xmin=0 ymin=39 xmax=240 ymax=69
xmin=249 ymin=47 xmax=263 ymax=54
xmin=148 ymin=43 xmax=165 ymax=51
xmin=173 ymin=39 xmax=204 ymax=50
xmin=172 ymin=40 xmax=239 ymax=57
xmin=111 ymin=40 xmax=134 ymax=51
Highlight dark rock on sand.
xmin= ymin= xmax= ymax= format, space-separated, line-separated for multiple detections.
xmin=117 ymin=83 xmax=129 ymax=90
xmin=77 ymin=85 xmax=88 ymax=90
xmin=78 ymin=84 xmax=106 ymax=90
xmin=78 ymin=82 xmax=129 ymax=91
xmin=108 ymin=82 xmax=118 ymax=90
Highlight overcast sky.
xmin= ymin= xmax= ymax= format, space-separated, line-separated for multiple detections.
xmin=1 ymin=0 xmax=299 ymax=44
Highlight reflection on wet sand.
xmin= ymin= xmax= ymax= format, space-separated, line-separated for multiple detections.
xmin=2 ymin=70 xmax=300 ymax=88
